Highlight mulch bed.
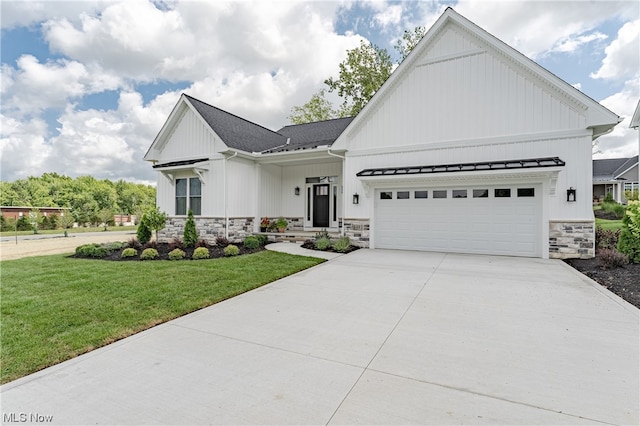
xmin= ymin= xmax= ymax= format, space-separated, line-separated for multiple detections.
xmin=565 ymin=257 xmax=640 ymax=309
xmin=73 ymin=243 xmax=265 ymax=261
xmin=594 ymin=208 xmax=622 ymax=220
xmin=301 ymin=240 xmax=360 ymax=254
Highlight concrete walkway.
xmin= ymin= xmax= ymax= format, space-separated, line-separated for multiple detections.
xmin=1 ymin=250 xmax=638 ymax=425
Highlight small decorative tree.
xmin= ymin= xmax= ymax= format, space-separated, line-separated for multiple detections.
xmin=183 ymin=209 xmax=198 ymax=248
xmin=98 ymin=208 xmax=113 ymax=231
xmin=28 ymin=208 xmax=41 ymax=234
xmin=137 ymin=214 xmax=152 ymax=245
xmin=145 ymin=207 xmax=168 ymax=243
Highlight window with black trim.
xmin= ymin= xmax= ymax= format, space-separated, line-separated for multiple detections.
xmin=517 ymin=188 xmax=535 ymax=197
xmin=397 ymin=191 xmax=410 ymax=199
xmin=473 ymin=189 xmax=489 ymax=198
xmin=176 ymin=178 xmax=201 ymax=215
xmin=433 ymin=190 xmax=447 ymax=199
xmin=415 ymin=190 xmax=428 ymax=199
xmin=380 ymin=191 xmax=392 ymax=199
xmin=495 ymin=188 xmax=511 ymax=198
xmin=453 ymin=190 xmax=467 ymax=198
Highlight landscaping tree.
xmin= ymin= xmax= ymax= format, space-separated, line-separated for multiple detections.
xmin=145 ymin=207 xmax=168 ymax=242
xmin=59 ymin=213 xmax=75 ymax=235
xmin=288 ymin=89 xmax=338 ymax=124
xmin=394 ymin=26 xmax=426 ymax=61
xmin=28 ymin=208 xmax=41 ymax=234
xmin=617 ymin=200 xmax=640 ymax=263
xmin=98 ymin=208 xmax=113 ymax=231
xmin=136 ymin=214 xmax=152 ymax=245
xmin=183 ymin=209 xmax=198 ymax=248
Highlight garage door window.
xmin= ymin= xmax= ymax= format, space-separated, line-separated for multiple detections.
xmin=397 ymin=191 xmax=410 ymax=199
xmin=518 ymin=188 xmax=535 ymax=197
xmin=433 ymin=190 xmax=447 ymax=199
xmin=473 ymin=189 xmax=489 ymax=198
xmin=495 ymin=188 xmax=511 ymax=198
xmin=380 ymin=191 xmax=393 ymax=200
xmin=453 ymin=190 xmax=467 ymax=198
xmin=415 ymin=190 xmax=428 ymax=199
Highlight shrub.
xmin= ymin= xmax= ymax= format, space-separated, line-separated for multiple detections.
xmin=597 ymin=249 xmax=629 ymax=269
xmin=315 ymin=237 xmax=331 ymax=251
xmin=617 ymin=200 xmax=640 ymax=263
xmin=144 ymin=240 xmax=159 ymax=250
xmin=315 ymin=229 xmax=331 ymax=240
xmin=145 ymin=207 xmax=168 ymax=242
xmin=603 ymin=192 xmax=614 ymax=203
xmin=127 ymin=238 xmax=142 ymax=251
xmin=140 ymin=248 xmax=159 ymax=260
xmin=612 ymin=204 xmax=626 ymax=219
xmin=275 ymin=217 xmax=288 ymax=230
xmin=196 ymin=239 xmax=210 ymax=248
xmin=332 ymin=236 xmax=351 ymax=253
xmin=16 ymin=216 xmax=32 ymax=231
xmin=595 ymin=226 xmax=620 ymax=250
xmin=137 ymin=214 xmax=152 ymax=245
xmin=75 ymin=243 xmax=108 ymax=258
xmin=255 ymin=234 xmax=268 ymax=246
xmin=168 ymin=248 xmax=186 ymax=261
xmin=103 ymin=241 xmax=125 ymax=251
xmin=224 ymin=244 xmax=240 ymax=256
xmin=244 ymin=236 xmax=260 ymax=249
xmin=192 ymin=247 xmax=210 ymax=260
xmin=121 ymin=248 xmax=138 ymax=258
xmin=215 ymin=236 xmax=229 ymax=247
xmin=168 ymin=237 xmax=184 ymax=250
xmin=183 ymin=210 xmax=198 ymax=248
xmin=625 ymin=189 xmax=639 ymax=202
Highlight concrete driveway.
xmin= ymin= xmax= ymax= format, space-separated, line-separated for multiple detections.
xmin=1 ymin=250 xmax=638 ymax=425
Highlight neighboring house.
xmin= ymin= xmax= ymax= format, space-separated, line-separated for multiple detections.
xmin=0 ymin=206 xmax=70 ymax=220
xmin=592 ymin=156 xmax=639 ymax=203
xmin=631 ymin=100 xmax=640 ymax=186
xmin=145 ymin=8 xmax=621 ymax=259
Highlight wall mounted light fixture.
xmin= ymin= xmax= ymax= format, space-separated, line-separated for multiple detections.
xmin=567 ymin=187 xmax=576 ymax=202
xmin=295 ymin=186 xmax=300 ymax=196
xmin=353 ymin=193 xmax=359 ymax=204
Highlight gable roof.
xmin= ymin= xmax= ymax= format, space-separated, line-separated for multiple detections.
xmin=266 ymin=117 xmax=354 ymax=153
xmin=332 ymin=7 xmax=620 ymax=150
xmin=593 ymin=155 xmax=639 ymax=181
xmin=631 ymin=99 xmax=640 ymax=129
xmin=184 ymin=95 xmax=287 ymax=153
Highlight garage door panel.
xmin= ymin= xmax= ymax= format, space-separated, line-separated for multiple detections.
xmin=374 ymin=186 xmax=541 ymax=257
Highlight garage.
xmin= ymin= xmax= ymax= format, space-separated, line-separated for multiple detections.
xmin=374 ymin=184 xmax=541 ymax=257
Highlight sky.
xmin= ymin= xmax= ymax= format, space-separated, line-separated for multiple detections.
xmin=1 ymin=0 xmax=639 ymax=185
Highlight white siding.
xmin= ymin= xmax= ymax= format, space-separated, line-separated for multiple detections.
xmin=227 ymin=157 xmax=256 ymax=217
xmin=157 ymin=107 xmax=221 ymax=163
xmin=258 ymin=164 xmax=283 ymax=217
xmin=281 ymin=162 xmax=342 ymax=217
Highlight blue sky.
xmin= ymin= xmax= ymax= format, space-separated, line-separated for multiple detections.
xmin=1 ymin=0 xmax=638 ymax=184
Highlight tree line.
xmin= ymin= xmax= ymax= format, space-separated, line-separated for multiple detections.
xmin=0 ymin=173 xmax=156 ymax=228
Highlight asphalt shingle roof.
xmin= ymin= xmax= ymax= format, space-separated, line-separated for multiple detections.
xmin=593 ymin=156 xmax=638 ymax=181
xmin=185 ymin=94 xmax=353 ymax=155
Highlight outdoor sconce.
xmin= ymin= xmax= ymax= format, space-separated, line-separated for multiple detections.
xmin=295 ymin=186 xmax=300 ymax=196
xmin=567 ymin=187 xmax=576 ymax=202
xmin=353 ymin=193 xmax=359 ymax=204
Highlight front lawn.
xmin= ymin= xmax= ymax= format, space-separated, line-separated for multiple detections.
xmin=595 ymin=218 xmax=623 ymax=231
xmin=0 ymin=251 xmax=324 ymax=384
xmin=0 ymin=225 xmax=137 ymax=237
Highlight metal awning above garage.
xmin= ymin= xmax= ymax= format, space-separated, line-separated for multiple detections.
xmin=356 ymin=157 xmax=565 ymax=177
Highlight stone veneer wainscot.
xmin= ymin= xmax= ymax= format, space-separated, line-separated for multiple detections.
xmin=549 ymin=220 xmax=595 ymax=259
xmin=159 ymin=217 xmax=254 ymax=243
xmin=343 ymin=218 xmax=370 ymax=248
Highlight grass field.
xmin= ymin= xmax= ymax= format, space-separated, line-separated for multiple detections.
xmin=0 ymin=251 xmax=324 ymax=384
xmin=595 ymin=218 xmax=624 ymax=231
xmin=0 ymin=225 xmax=137 ymax=237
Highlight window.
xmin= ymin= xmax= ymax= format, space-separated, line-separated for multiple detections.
xmin=452 ymin=190 xmax=467 ymax=198
xmin=495 ymin=188 xmax=511 ymax=198
xmin=397 ymin=191 xmax=410 ymax=199
xmin=517 ymin=188 xmax=535 ymax=197
xmin=473 ymin=189 xmax=489 ymax=198
xmin=433 ymin=190 xmax=447 ymax=199
xmin=176 ymin=178 xmax=201 ymax=215
xmin=415 ymin=190 xmax=428 ymax=199
xmin=380 ymin=192 xmax=392 ymax=199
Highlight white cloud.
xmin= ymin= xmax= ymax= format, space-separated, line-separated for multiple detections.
xmin=590 ymin=19 xmax=640 ymax=80
xmin=549 ymin=31 xmax=608 ymax=54
xmin=0 ymin=115 xmax=51 ymax=179
xmin=595 ymin=78 xmax=640 ymax=159
xmin=374 ymin=4 xmax=403 ymax=28
xmin=0 ymin=1 xmax=107 ymax=30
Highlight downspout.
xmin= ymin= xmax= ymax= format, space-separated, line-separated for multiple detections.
xmin=327 ymin=147 xmax=346 ymax=236
xmin=223 ymin=150 xmax=238 ymax=239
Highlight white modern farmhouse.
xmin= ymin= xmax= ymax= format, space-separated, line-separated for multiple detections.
xmin=145 ymin=8 xmax=621 ymax=259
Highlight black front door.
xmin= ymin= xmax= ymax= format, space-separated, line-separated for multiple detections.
xmin=313 ymin=184 xmax=330 ymax=227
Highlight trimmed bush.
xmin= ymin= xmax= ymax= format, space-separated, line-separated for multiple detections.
xmin=224 ymin=244 xmax=240 ymax=256
xmin=137 ymin=215 xmax=152 ymax=245
xmin=140 ymin=248 xmax=159 ymax=260
xmin=255 ymin=234 xmax=268 ymax=246
xmin=332 ymin=236 xmax=351 ymax=253
xmin=103 ymin=241 xmax=124 ymax=251
xmin=214 ymin=236 xmax=229 ymax=247
xmin=183 ymin=210 xmax=198 ymax=248
xmin=75 ymin=243 xmax=109 ymax=258
xmin=315 ymin=237 xmax=331 ymax=251
xmin=168 ymin=248 xmax=186 ymax=261
xmin=121 ymin=248 xmax=138 ymax=258
xmin=243 ymin=236 xmax=260 ymax=249
xmin=192 ymin=247 xmax=210 ymax=260
xmin=596 ymin=226 xmax=620 ymax=250
xmin=597 ymin=248 xmax=629 ymax=269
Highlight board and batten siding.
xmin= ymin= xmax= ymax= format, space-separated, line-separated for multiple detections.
xmin=156 ymin=106 xmax=221 ymax=164
xmin=345 ymin=23 xmax=586 ymax=152
xmin=343 ymin=134 xmax=594 ymax=220
xmin=227 ymin=157 xmax=256 ymax=217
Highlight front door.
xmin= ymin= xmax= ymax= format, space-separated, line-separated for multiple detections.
xmin=313 ymin=184 xmax=330 ymax=227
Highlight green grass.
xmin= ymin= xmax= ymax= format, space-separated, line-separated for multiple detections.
xmin=0 ymin=226 xmax=137 ymax=237
xmin=596 ymin=218 xmax=623 ymax=231
xmin=0 ymin=251 xmax=324 ymax=384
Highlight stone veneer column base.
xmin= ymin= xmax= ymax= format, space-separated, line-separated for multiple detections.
xmin=343 ymin=218 xmax=370 ymax=248
xmin=549 ymin=220 xmax=595 ymax=259
xmin=158 ymin=217 xmax=254 ymax=243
